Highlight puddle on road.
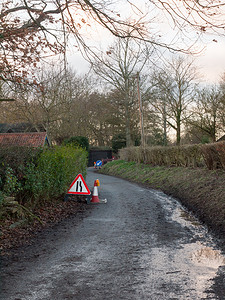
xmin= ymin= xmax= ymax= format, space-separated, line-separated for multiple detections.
xmin=174 ymin=206 xmax=225 ymax=298
xmin=139 ymin=242 xmax=225 ymax=299
xmin=190 ymin=244 xmax=225 ymax=299
xmin=154 ymin=190 xmax=225 ymax=265
xmin=143 ymin=190 xmax=225 ymax=299
xmin=179 ymin=209 xmax=201 ymax=227
xmin=154 ymin=190 xmax=210 ymax=238
xmin=171 ymin=201 xmax=225 ymax=272
xmin=191 ymin=244 xmax=225 ymax=269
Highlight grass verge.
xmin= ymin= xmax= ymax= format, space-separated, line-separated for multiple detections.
xmin=100 ymin=160 xmax=225 ymax=238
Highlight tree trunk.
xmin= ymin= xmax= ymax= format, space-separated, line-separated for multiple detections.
xmin=163 ymin=99 xmax=167 ymax=146
xmin=125 ymin=77 xmax=132 ymax=147
xmin=212 ymin=114 xmax=216 ymax=142
xmin=125 ymin=103 xmax=132 ymax=147
xmin=176 ymin=113 xmax=181 ymax=146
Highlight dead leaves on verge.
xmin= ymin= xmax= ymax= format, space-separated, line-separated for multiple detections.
xmin=0 ymin=200 xmax=89 ymax=254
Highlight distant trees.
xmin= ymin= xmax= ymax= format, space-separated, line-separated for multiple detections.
xmin=150 ymin=56 xmax=198 ymax=145
xmin=91 ymin=34 xmax=153 ymax=146
xmin=85 ymin=92 xmax=116 ymax=147
xmin=2 ymin=53 xmax=224 ymax=149
xmin=1 ymin=67 xmax=117 ymax=146
xmin=1 ymin=68 xmax=91 ymax=142
xmin=183 ymin=81 xmax=225 ymax=144
xmin=148 ymin=56 xmax=225 ymax=146
xmin=188 ymin=87 xmax=223 ymax=143
xmin=1 ymin=46 xmax=224 ymax=149
xmin=219 ymin=73 xmax=225 ymax=128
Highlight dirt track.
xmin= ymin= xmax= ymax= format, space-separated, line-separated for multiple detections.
xmin=1 ymin=168 xmax=225 ymax=299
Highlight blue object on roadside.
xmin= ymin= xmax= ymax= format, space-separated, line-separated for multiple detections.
xmin=96 ymin=160 xmax=102 ymax=167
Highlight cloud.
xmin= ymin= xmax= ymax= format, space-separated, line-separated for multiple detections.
xmin=195 ymin=39 xmax=225 ymax=83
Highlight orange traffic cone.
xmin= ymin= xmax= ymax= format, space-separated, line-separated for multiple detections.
xmin=91 ymin=179 xmax=100 ymax=203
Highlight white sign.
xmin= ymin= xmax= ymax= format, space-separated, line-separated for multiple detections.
xmin=67 ymin=173 xmax=91 ymax=195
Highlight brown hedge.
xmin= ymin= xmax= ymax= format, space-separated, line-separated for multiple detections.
xmin=119 ymin=141 xmax=225 ymax=170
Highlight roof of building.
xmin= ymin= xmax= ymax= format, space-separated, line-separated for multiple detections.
xmin=0 ymin=123 xmax=45 ymax=133
xmin=0 ymin=132 xmax=49 ymax=147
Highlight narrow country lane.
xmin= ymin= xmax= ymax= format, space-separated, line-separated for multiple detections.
xmin=1 ymin=168 xmax=225 ymax=300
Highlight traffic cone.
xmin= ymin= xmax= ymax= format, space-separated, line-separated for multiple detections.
xmin=91 ymin=179 xmax=100 ymax=203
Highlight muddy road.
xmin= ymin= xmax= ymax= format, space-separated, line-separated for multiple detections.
xmin=1 ymin=168 xmax=225 ymax=299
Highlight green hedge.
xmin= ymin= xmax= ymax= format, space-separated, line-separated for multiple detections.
xmin=24 ymin=146 xmax=88 ymax=205
xmin=119 ymin=141 xmax=225 ymax=170
xmin=0 ymin=146 xmax=40 ymax=190
xmin=63 ymin=136 xmax=89 ymax=151
xmin=0 ymin=146 xmax=88 ymax=212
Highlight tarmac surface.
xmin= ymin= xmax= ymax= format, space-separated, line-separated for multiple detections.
xmin=1 ymin=167 xmax=225 ymax=299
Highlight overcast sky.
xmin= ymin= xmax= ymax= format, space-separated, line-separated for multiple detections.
xmin=66 ymin=1 xmax=225 ymax=85
xmin=67 ymin=39 xmax=225 ymax=86
xmin=195 ymin=39 xmax=225 ymax=84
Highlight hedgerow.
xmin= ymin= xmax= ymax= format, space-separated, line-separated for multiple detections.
xmin=0 ymin=146 xmax=88 ymax=221
xmin=119 ymin=141 xmax=225 ymax=170
xmin=24 ymin=146 xmax=87 ymax=204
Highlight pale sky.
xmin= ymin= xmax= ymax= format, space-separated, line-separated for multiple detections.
xmin=195 ymin=39 xmax=225 ymax=84
xmin=67 ymin=37 xmax=225 ymax=85
xmin=66 ymin=1 xmax=225 ymax=85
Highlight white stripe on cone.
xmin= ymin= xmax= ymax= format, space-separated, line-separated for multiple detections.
xmin=91 ymin=185 xmax=100 ymax=203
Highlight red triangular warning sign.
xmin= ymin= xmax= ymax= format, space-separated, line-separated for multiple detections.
xmin=67 ymin=174 xmax=91 ymax=195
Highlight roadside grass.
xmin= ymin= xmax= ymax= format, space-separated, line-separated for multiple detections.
xmin=100 ymin=160 xmax=225 ymax=237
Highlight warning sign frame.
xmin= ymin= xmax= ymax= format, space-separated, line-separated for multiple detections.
xmin=67 ymin=173 xmax=91 ymax=195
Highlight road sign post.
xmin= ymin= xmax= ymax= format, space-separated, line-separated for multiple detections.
xmin=96 ymin=160 xmax=102 ymax=169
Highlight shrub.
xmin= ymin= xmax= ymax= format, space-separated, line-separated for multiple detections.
xmin=0 ymin=146 xmax=41 ymax=184
xmin=3 ymin=167 xmax=22 ymax=196
xmin=120 ymin=145 xmax=203 ymax=167
xmin=0 ymin=146 xmax=88 ymax=216
xmin=119 ymin=141 xmax=225 ymax=170
xmin=63 ymin=136 xmax=89 ymax=151
xmin=215 ymin=142 xmax=225 ymax=169
xmin=112 ymin=133 xmax=126 ymax=154
xmin=201 ymin=142 xmax=225 ymax=170
xmin=24 ymin=146 xmax=88 ymax=205
xmin=0 ymin=146 xmax=42 ymax=201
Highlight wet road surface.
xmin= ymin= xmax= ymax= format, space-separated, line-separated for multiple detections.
xmin=1 ymin=168 xmax=225 ymax=299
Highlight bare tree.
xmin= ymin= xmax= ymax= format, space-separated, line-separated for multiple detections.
xmin=151 ymin=56 xmax=198 ymax=145
xmin=151 ymin=0 xmax=225 ymax=34
xmin=219 ymin=73 xmax=225 ymax=128
xmin=1 ymin=1 xmax=225 ymax=83
xmin=90 ymin=34 xmax=153 ymax=146
xmin=0 ymin=1 xmax=147 ymax=83
xmin=188 ymin=86 xmax=224 ymax=142
xmin=2 ymin=67 xmax=93 ymax=142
